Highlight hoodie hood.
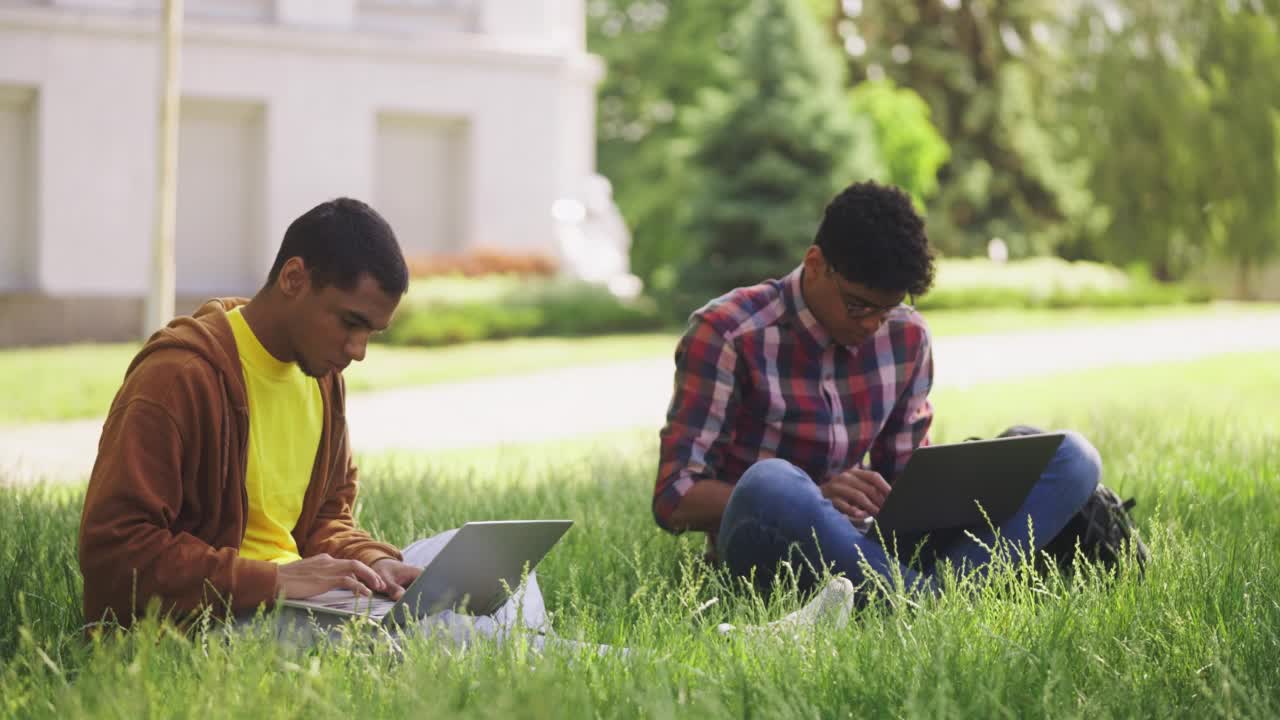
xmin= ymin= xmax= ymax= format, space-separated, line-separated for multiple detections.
xmin=128 ymin=297 xmax=251 ymax=411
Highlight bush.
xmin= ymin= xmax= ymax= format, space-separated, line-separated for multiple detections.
xmin=382 ymin=277 xmax=667 ymax=347
xmin=405 ymin=248 xmax=559 ymax=278
xmin=384 ymin=259 xmax=1211 ymax=347
xmin=916 ymin=258 xmax=1213 ymax=311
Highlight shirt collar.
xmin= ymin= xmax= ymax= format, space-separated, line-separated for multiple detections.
xmin=227 ymin=306 xmax=297 ymax=381
xmin=784 ymin=265 xmax=833 ymax=349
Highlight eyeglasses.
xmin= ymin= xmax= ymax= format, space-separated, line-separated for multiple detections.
xmin=825 ymin=265 xmax=910 ymax=319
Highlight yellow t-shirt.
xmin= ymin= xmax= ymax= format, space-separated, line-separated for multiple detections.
xmin=227 ymin=307 xmax=323 ymax=564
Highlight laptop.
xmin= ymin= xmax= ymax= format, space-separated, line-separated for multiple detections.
xmin=872 ymin=433 xmax=1065 ymax=535
xmin=280 ymin=519 xmax=573 ymax=627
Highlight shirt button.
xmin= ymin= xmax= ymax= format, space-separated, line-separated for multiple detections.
xmin=823 ymin=374 xmax=833 ymax=382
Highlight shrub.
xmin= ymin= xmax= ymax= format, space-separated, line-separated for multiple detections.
xmin=382 ymin=277 xmax=666 ymax=347
xmin=384 ymin=258 xmax=1212 ymax=347
xmin=383 ymin=304 xmax=545 ymax=346
xmin=529 ymin=283 xmax=665 ymax=336
xmin=405 ymin=248 xmax=559 ymax=278
xmin=915 ymin=258 xmax=1213 ymax=311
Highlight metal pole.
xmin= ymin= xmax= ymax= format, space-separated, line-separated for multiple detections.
xmin=143 ymin=0 xmax=184 ymax=339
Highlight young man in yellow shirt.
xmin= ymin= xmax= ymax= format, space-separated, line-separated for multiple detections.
xmin=78 ymin=199 xmax=558 ymax=645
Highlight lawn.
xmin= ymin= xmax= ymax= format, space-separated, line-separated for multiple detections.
xmin=0 ymin=333 xmax=676 ymax=425
xmin=2 ymin=303 xmax=1274 ymax=425
xmin=2 ymin=351 xmax=1278 ymax=718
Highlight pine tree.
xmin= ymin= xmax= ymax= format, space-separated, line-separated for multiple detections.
xmin=679 ymin=0 xmax=883 ymax=300
xmin=588 ymin=0 xmax=744 ymax=288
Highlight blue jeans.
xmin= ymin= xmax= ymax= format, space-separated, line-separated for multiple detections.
xmin=716 ymin=431 xmax=1101 ymax=596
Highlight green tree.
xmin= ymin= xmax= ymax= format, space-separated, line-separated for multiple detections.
xmin=1062 ymin=0 xmax=1213 ymax=280
xmin=679 ymin=0 xmax=884 ymax=300
xmin=830 ymin=0 xmax=1087 ymax=258
xmin=1197 ymin=0 xmax=1280 ymax=296
xmin=1064 ymin=0 xmax=1280 ymax=288
xmin=808 ymin=1 xmax=953 ymax=208
xmin=587 ymin=0 xmax=743 ymax=288
xmin=849 ymin=79 xmax=950 ymax=208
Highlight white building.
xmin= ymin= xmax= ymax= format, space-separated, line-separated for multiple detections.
xmin=0 ymin=0 xmax=602 ymax=345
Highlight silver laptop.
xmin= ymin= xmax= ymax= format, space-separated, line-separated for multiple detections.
xmin=873 ymin=433 xmax=1065 ymax=535
xmin=280 ymin=519 xmax=573 ymax=627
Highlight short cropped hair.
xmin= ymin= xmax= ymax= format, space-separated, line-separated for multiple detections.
xmin=814 ymin=181 xmax=935 ymax=297
xmin=267 ymin=198 xmax=409 ymax=296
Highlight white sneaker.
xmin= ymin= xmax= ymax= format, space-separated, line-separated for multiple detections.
xmin=717 ymin=577 xmax=856 ymax=637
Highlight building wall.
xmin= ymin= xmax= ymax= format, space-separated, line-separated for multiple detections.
xmin=0 ymin=85 xmax=35 ymax=292
xmin=176 ymin=98 xmax=265 ymax=297
xmin=0 ymin=0 xmax=601 ymax=345
xmin=375 ymin=112 xmax=469 ymax=258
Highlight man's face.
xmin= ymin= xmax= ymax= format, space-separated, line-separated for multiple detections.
xmin=802 ymin=246 xmax=906 ymax=347
xmin=281 ymin=261 xmax=400 ymax=378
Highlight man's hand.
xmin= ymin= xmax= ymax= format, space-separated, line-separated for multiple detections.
xmin=276 ymin=553 xmax=387 ymax=600
xmin=370 ymin=558 xmax=422 ymax=601
xmin=821 ymin=467 xmax=892 ymax=523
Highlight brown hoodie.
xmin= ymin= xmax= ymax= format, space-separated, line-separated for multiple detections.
xmin=78 ymin=298 xmax=401 ymax=627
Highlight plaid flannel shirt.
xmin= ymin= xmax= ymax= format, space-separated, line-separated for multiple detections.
xmin=654 ymin=266 xmax=934 ymax=533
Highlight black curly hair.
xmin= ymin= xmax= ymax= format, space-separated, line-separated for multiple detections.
xmin=814 ymin=181 xmax=935 ymax=297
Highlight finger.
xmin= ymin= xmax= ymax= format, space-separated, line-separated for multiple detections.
xmin=830 ymin=482 xmax=879 ymax=514
xmin=869 ymin=474 xmax=891 ymax=501
xmin=384 ymin=582 xmax=406 ymax=601
xmin=825 ymin=489 xmax=868 ymax=518
xmin=848 ymin=489 xmax=880 ymax=514
xmin=858 ymin=481 xmax=887 ymax=507
xmin=828 ymin=496 xmax=861 ymax=521
xmin=835 ymin=499 xmax=870 ymax=524
xmin=849 ymin=468 xmax=890 ymax=502
xmin=341 ymin=575 xmax=374 ymax=597
xmin=348 ymin=560 xmax=386 ymax=592
xmin=841 ymin=475 xmax=884 ymax=507
xmin=851 ymin=469 xmax=892 ymax=502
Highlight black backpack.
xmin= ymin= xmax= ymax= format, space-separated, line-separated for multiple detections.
xmin=1040 ymin=483 xmax=1150 ymax=574
xmin=992 ymin=425 xmax=1150 ymax=574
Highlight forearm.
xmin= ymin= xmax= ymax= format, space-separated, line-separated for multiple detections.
xmin=80 ymin=524 xmax=278 ymax=623
xmin=667 ymin=479 xmax=736 ymax=534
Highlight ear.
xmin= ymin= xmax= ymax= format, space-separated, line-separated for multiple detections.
xmin=276 ymin=257 xmax=311 ymax=299
xmin=803 ymin=245 xmax=825 ymax=274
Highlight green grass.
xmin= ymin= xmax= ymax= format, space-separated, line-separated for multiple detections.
xmin=0 ymin=344 xmax=138 ymax=426
xmin=387 ymin=277 xmax=666 ymax=346
xmin=344 ymin=334 xmax=677 ymax=394
xmin=919 ymin=301 xmax=1273 ymax=337
xmin=2 ymin=303 xmax=1276 ymax=425
xmin=2 ymin=351 xmax=1279 ymax=718
xmin=0 ymin=334 xmax=676 ymax=425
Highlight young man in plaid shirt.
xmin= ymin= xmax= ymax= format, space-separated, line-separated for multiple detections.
xmin=653 ymin=181 xmax=1100 ymax=611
